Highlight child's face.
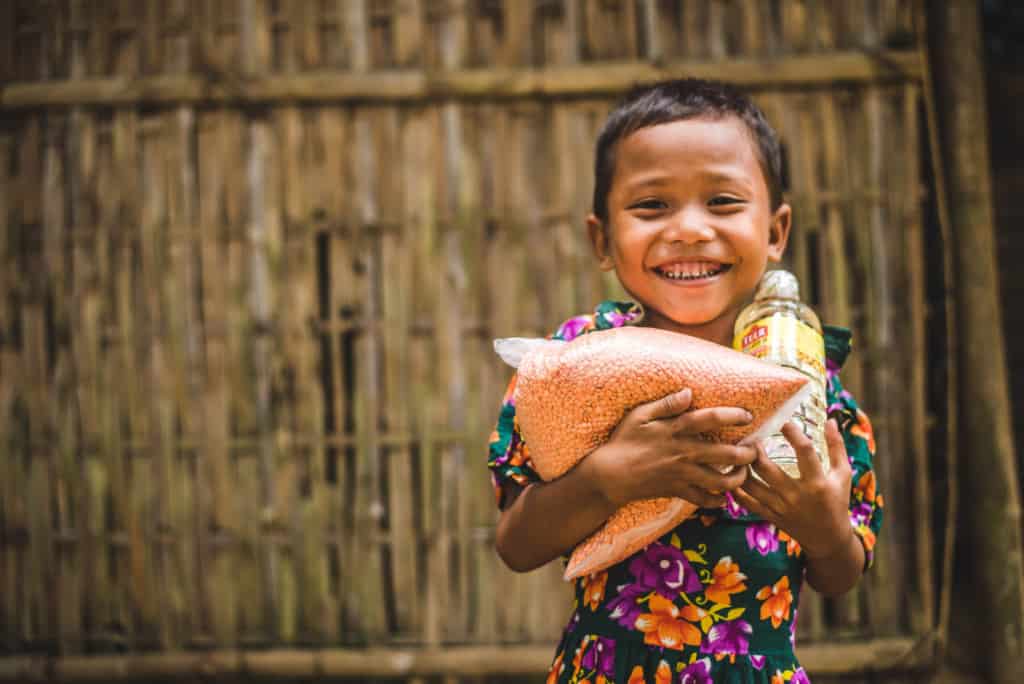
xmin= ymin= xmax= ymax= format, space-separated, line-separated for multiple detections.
xmin=588 ymin=116 xmax=791 ymax=344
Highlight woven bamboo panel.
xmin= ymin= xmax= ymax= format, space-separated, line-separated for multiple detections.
xmin=0 ymin=1 xmax=941 ymax=681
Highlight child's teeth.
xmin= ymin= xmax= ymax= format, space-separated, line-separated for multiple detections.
xmin=661 ymin=263 xmax=723 ymax=279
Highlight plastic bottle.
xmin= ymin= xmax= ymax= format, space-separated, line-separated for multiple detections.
xmin=733 ymin=270 xmax=829 ymax=478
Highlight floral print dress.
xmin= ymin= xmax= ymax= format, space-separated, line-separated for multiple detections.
xmin=488 ymin=301 xmax=884 ymax=684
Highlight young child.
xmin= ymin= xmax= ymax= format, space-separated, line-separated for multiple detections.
xmin=487 ymin=79 xmax=883 ymax=683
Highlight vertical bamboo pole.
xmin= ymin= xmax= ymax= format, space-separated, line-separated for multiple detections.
xmin=396 ymin=102 xmax=433 ymax=644
xmin=860 ymin=86 xmax=903 ymax=634
xmin=64 ymin=9 xmax=93 ymax=652
xmin=137 ymin=100 xmax=174 ymax=650
xmin=902 ymin=82 xmax=935 ymax=637
xmin=413 ymin=106 xmax=442 ymax=650
xmin=315 ymin=105 xmax=350 ymax=642
xmin=439 ymin=2 xmax=470 ymax=650
xmin=342 ymin=0 xmax=389 ymax=642
xmin=928 ymin=2 xmax=1024 ymax=681
xmin=26 ymin=109 xmax=55 ymax=652
xmin=111 ymin=104 xmax=141 ymax=650
xmin=196 ymin=107 xmax=233 ymax=646
xmin=290 ymin=104 xmax=332 ymax=645
xmin=241 ymin=0 xmax=280 ymax=644
xmin=385 ymin=0 xmax=425 ymax=646
xmin=0 ymin=108 xmax=14 ymax=652
xmin=165 ymin=0 xmax=204 ymax=646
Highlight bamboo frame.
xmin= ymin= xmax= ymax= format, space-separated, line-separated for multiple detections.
xmin=0 ymin=2 xmax=949 ymax=681
xmin=1 ymin=50 xmax=921 ymax=108
xmin=0 ymin=636 xmax=934 ymax=681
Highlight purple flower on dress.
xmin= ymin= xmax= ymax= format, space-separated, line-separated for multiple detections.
xmin=750 ymin=654 xmax=766 ymax=670
xmin=725 ymin=492 xmax=748 ymax=517
xmin=678 ymin=657 xmax=713 ymax=684
xmin=602 ymin=310 xmax=634 ymax=327
xmin=607 ymin=584 xmax=645 ymax=628
xmin=700 ymin=619 xmax=752 ymax=656
xmin=628 ymin=543 xmax=703 ymax=596
xmin=826 ymin=358 xmax=841 ymax=381
xmin=790 ymin=667 xmax=811 ymax=684
xmin=745 ymin=522 xmax=780 ymax=555
xmin=581 ymin=636 xmax=616 ymax=678
xmin=557 ymin=316 xmax=590 ymax=341
xmin=850 ymin=502 xmax=873 ymax=526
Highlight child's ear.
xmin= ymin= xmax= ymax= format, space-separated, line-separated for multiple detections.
xmin=587 ymin=214 xmax=615 ymax=271
xmin=767 ymin=203 xmax=792 ymax=263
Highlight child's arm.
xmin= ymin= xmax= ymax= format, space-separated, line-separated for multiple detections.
xmin=734 ymin=420 xmax=866 ymax=597
xmin=495 ymin=388 xmax=760 ymax=573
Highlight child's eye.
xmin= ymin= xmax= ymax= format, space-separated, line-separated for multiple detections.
xmin=708 ymin=196 xmax=744 ymax=207
xmin=629 ymin=198 xmax=669 ymax=211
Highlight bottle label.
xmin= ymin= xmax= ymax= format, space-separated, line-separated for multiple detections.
xmin=733 ymin=314 xmax=826 ymax=379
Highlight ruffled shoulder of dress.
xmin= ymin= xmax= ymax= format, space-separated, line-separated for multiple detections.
xmin=823 ymin=324 xmax=853 ymax=370
xmin=553 ymin=300 xmax=644 ymax=341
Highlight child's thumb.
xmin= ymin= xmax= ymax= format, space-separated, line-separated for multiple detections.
xmin=826 ymin=418 xmax=848 ymax=472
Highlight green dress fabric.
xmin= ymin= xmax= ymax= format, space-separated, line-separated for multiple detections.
xmin=487 ymin=301 xmax=884 ymax=684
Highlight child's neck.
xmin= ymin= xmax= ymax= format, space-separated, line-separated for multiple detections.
xmin=640 ymin=311 xmax=738 ymax=348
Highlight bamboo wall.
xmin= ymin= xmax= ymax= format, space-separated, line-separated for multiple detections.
xmin=0 ymin=1 xmax=946 ymax=681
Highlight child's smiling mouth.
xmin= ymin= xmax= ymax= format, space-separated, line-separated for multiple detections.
xmin=652 ymin=260 xmax=732 ymax=282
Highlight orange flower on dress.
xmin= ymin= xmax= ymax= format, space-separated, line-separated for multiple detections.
xmin=509 ymin=437 xmax=530 ymax=468
xmin=756 ymin=576 xmax=793 ymax=628
xmin=655 ymin=659 xmax=673 ymax=684
xmin=546 ymin=653 xmax=564 ymax=684
xmin=771 ymin=672 xmax=786 ymax=684
xmin=851 ymin=409 xmax=876 ymax=454
xmin=582 ymin=571 xmax=609 ymax=611
xmin=705 ymin=556 xmax=747 ymax=605
xmin=628 ymin=665 xmax=646 ymax=684
xmin=777 ymin=530 xmax=801 ymax=557
xmin=856 ymin=524 xmax=877 ymax=551
xmin=854 ymin=470 xmax=876 ymax=503
xmin=572 ymin=636 xmax=588 ymax=675
xmin=635 ymin=594 xmax=704 ymax=650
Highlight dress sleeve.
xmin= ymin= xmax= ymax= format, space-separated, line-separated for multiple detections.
xmin=826 ymin=371 xmax=884 ymax=570
xmin=487 ymin=373 xmax=542 ymax=510
xmin=486 ymin=303 xmax=641 ymax=510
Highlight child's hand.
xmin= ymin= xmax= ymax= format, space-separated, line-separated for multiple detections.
xmin=579 ymin=388 xmax=759 ymax=510
xmin=733 ymin=419 xmax=854 ymax=559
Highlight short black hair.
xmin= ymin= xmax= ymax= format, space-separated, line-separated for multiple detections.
xmin=591 ymin=78 xmax=784 ymax=222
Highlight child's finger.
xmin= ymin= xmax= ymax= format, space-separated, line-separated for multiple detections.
xmin=748 ymin=440 xmax=791 ymax=491
xmin=733 ymin=488 xmax=777 ymax=524
xmin=825 ymin=418 xmax=849 ymax=474
xmin=738 ymin=471 xmax=786 ymax=516
xmin=671 ymin=406 xmax=754 ymax=435
xmin=782 ymin=422 xmax=822 ymax=482
xmin=685 ymin=443 xmax=758 ymax=469
xmin=637 ymin=387 xmax=693 ymax=423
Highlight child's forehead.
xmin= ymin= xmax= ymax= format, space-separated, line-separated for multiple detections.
xmin=614 ymin=117 xmax=762 ymax=174
xmin=621 ymin=116 xmax=753 ymax=153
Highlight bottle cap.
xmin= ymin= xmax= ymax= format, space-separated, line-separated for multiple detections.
xmin=756 ymin=269 xmax=801 ymax=301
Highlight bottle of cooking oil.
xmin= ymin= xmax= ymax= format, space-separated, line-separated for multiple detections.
xmin=733 ymin=270 xmax=829 ymax=478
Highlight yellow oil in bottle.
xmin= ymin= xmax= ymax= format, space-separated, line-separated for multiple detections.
xmin=733 ymin=270 xmax=829 ymax=478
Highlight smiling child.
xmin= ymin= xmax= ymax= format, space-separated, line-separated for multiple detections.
xmin=488 ymin=79 xmax=883 ymax=683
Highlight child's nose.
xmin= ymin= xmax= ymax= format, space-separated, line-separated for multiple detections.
xmin=662 ymin=209 xmax=715 ymax=244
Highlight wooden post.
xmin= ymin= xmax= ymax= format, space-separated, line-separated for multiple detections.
xmin=927 ymin=2 xmax=1024 ymax=681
